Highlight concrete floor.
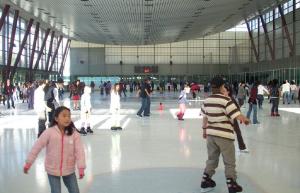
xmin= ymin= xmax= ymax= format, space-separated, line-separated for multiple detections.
xmin=0 ymin=91 xmax=299 ymax=193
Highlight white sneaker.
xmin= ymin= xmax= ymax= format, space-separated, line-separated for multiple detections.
xmin=240 ymin=149 xmax=250 ymax=153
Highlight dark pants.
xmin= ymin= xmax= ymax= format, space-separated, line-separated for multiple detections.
xmin=48 ymin=173 xmax=80 ymax=193
xmin=237 ymin=98 xmax=244 ymax=107
xmin=233 ymin=120 xmax=246 ymax=150
xmin=47 ymin=101 xmax=55 ymax=124
xmin=38 ymin=119 xmax=46 ymax=138
xmin=271 ymin=98 xmax=279 ymax=113
xmin=144 ymin=97 xmax=151 ymax=115
xmin=137 ymin=97 xmax=148 ymax=116
xmin=257 ymin=94 xmax=264 ymax=109
xmin=6 ymin=95 xmax=14 ymax=109
xmin=28 ymin=96 xmax=34 ymax=109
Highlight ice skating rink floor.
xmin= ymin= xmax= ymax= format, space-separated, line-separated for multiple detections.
xmin=0 ymin=92 xmax=299 ymax=193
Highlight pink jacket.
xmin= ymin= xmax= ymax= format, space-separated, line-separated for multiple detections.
xmin=26 ymin=125 xmax=86 ymax=176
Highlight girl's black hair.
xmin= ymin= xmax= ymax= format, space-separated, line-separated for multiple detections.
xmin=50 ymin=106 xmax=75 ymax=136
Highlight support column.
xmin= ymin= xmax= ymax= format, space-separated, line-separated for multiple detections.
xmin=0 ymin=5 xmax=10 ymax=31
xmin=6 ymin=10 xmax=19 ymax=81
xmin=245 ymin=19 xmax=259 ymax=62
xmin=293 ymin=0 xmax=296 ymax=68
xmin=49 ymin=35 xmax=63 ymax=72
xmin=10 ymin=18 xmax=34 ymax=79
xmin=33 ymin=28 xmax=50 ymax=70
xmin=59 ymin=39 xmax=71 ymax=75
xmin=28 ymin=22 xmax=40 ymax=80
xmin=273 ymin=9 xmax=276 ymax=61
xmin=278 ymin=4 xmax=294 ymax=56
xmin=259 ymin=12 xmax=275 ymax=62
xmin=45 ymin=31 xmax=55 ymax=71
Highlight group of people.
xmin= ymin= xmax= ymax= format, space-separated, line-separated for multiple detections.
xmin=21 ymin=76 xmax=300 ymax=193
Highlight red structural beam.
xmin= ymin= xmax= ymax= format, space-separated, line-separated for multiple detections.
xmin=45 ymin=31 xmax=55 ymax=71
xmin=245 ymin=19 xmax=259 ymax=62
xmin=59 ymin=39 xmax=71 ymax=75
xmin=29 ymin=22 xmax=40 ymax=70
xmin=49 ymin=35 xmax=63 ymax=72
xmin=0 ymin=5 xmax=10 ymax=31
xmin=259 ymin=12 xmax=275 ymax=62
xmin=33 ymin=28 xmax=50 ymax=70
xmin=278 ymin=4 xmax=294 ymax=56
xmin=10 ymin=18 xmax=34 ymax=79
xmin=28 ymin=23 xmax=40 ymax=80
xmin=6 ymin=10 xmax=19 ymax=80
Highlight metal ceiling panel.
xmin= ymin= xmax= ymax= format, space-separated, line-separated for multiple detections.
xmin=1 ymin=0 xmax=284 ymax=45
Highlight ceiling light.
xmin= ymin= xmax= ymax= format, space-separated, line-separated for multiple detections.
xmin=80 ymin=0 xmax=89 ymax=1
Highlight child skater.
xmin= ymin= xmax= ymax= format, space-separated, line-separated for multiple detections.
xmin=110 ymin=83 xmax=122 ymax=130
xmin=79 ymin=86 xmax=93 ymax=135
xmin=23 ymin=106 xmax=86 ymax=193
xmin=177 ymin=84 xmax=190 ymax=120
xmin=200 ymin=76 xmax=250 ymax=193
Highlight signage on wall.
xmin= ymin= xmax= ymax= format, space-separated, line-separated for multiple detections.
xmin=134 ymin=66 xmax=158 ymax=73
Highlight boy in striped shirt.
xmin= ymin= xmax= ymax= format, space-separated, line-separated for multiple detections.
xmin=200 ymin=76 xmax=250 ymax=193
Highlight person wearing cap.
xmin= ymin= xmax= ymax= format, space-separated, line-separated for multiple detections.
xmin=200 ymin=76 xmax=250 ymax=193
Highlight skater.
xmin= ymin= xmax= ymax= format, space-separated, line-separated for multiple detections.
xmin=177 ymin=84 xmax=190 ymax=120
xmin=4 ymin=79 xmax=15 ymax=109
xmin=237 ymin=81 xmax=246 ymax=107
xmin=23 ymin=106 xmax=86 ymax=193
xmin=34 ymin=80 xmax=49 ymax=138
xmin=136 ymin=78 xmax=151 ymax=117
xmin=223 ymin=84 xmax=249 ymax=153
xmin=79 ymin=86 xmax=93 ymax=135
xmin=200 ymin=76 xmax=250 ymax=193
xmin=246 ymin=81 xmax=259 ymax=124
xmin=270 ymin=79 xmax=281 ymax=116
xmin=110 ymin=83 xmax=122 ymax=130
xmin=27 ymin=81 xmax=35 ymax=110
xmin=257 ymin=82 xmax=269 ymax=109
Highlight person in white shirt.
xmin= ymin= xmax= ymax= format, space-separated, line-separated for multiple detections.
xmin=290 ymin=80 xmax=298 ymax=104
xmin=257 ymin=82 xmax=269 ymax=109
xmin=110 ymin=83 xmax=122 ymax=130
xmin=79 ymin=86 xmax=93 ymax=135
xmin=34 ymin=80 xmax=51 ymax=137
xmin=281 ymin=80 xmax=291 ymax=104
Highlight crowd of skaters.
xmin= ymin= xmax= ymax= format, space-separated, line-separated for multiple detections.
xmin=12 ymin=74 xmax=300 ymax=193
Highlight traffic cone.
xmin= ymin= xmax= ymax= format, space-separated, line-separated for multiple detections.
xmin=159 ymin=102 xmax=164 ymax=111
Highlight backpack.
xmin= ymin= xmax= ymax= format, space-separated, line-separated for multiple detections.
xmin=271 ymin=86 xmax=279 ymax=97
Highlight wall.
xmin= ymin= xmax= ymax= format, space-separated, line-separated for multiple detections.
xmin=70 ymin=47 xmax=105 ymax=76
xmin=70 ymin=47 xmax=229 ymax=76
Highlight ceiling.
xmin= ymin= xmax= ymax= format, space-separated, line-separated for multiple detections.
xmin=1 ymin=0 xmax=283 ymax=45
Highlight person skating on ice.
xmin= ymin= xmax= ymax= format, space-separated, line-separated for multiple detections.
xmin=24 ymin=106 xmax=86 ymax=193
xmin=79 ymin=86 xmax=93 ymax=135
xmin=200 ymin=76 xmax=250 ymax=193
xmin=177 ymin=84 xmax=190 ymax=120
xmin=110 ymin=83 xmax=122 ymax=130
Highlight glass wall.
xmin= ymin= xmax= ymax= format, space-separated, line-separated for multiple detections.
xmin=0 ymin=5 xmax=69 ymax=82
xmin=104 ymin=29 xmax=250 ymax=65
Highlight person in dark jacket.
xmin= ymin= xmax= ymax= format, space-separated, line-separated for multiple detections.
xmin=224 ymin=84 xmax=249 ymax=152
xmin=246 ymin=81 xmax=259 ymax=124
xmin=4 ymin=79 xmax=15 ymax=109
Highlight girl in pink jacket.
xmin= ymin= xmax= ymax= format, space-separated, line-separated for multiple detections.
xmin=23 ymin=106 xmax=86 ymax=193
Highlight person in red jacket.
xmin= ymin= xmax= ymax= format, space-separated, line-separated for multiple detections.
xmin=246 ymin=81 xmax=259 ymax=124
xmin=24 ymin=106 xmax=86 ymax=193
